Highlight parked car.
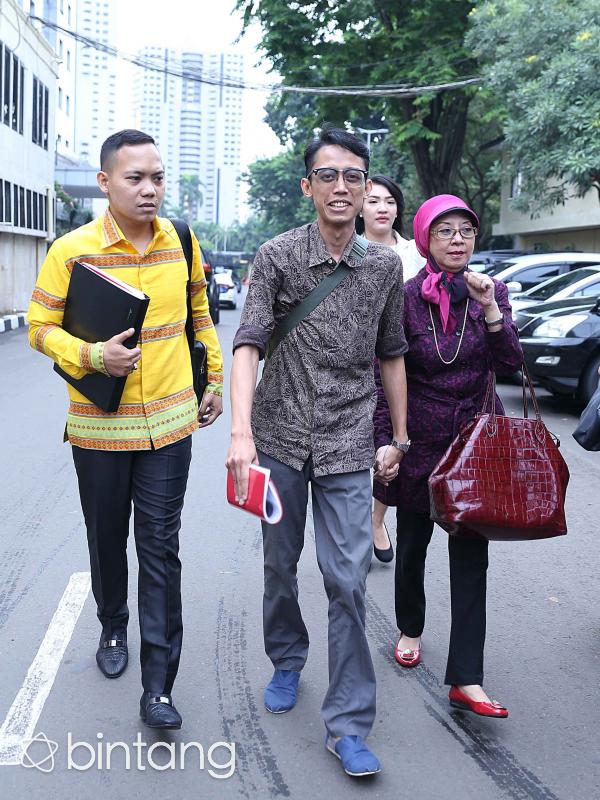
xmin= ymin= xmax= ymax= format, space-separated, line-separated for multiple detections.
xmin=200 ymin=249 xmax=220 ymax=325
xmin=486 ymin=252 xmax=600 ymax=296
xmin=469 ymin=249 xmax=532 ymax=273
xmin=519 ymin=295 xmax=600 ymax=404
xmin=215 ymin=271 xmax=237 ymax=309
xmin=510 ymin=266 xmax=600 ymax=318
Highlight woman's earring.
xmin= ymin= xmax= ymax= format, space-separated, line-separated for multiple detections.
xmin=359 ymin=213 xmax=363 ymax=218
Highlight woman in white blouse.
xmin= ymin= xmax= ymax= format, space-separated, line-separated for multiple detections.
xmin=357 ymin=175 xmax=425 ymax=562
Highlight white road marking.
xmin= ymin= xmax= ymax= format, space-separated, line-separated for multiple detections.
xmin=0 ymin=571 xmax=91 ymax=765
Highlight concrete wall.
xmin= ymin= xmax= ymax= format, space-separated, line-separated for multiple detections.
xmin=0 ymin=234 xmax=47 ymax=313
xmin=493 ymin=174 xmax=600 ymax=253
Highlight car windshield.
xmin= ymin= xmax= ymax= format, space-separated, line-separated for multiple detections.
xmin=484 ymin=260 xmax=514 ymax=276
xmin=523 ymin=268 xmax=600 ymax=300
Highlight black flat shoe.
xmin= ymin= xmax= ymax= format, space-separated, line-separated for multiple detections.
xmin=96 ymin=629 xmax=128 ymax=678
xmin=373 ymin=522 xmax=394 ymax=563
xmin=140 ymin=692 xmax=182 ymax=729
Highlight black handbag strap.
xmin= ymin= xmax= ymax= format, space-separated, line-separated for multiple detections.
xmin=266 ymin=234 xmax=369 ymax=358
xmin=170 ymin=217 xmax=195 ymax=351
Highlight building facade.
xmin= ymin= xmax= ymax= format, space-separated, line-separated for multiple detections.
xmin=134 ymin=47 xmax=181 ymax=208
xmin=493 ymin=173 xmax=600 ymax=252
xmin=74 ymin=0 xmax=117 ymax=166
xmin=1 ymin=0 xmax=57 ymax=313
xmin=135 ymin=48 xmax=243 ymax=226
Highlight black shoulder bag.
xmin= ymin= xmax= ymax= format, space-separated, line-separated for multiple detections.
xmin=170 ymin=218 xmax=209 ymax=402
xmin=266 ymin=234 xmax=369 ymax=358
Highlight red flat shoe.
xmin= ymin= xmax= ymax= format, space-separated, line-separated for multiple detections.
xmin=394 ymin=636 xmax=421 ymax=668
xmin=448 ymin=686 xmax=508 ymax=718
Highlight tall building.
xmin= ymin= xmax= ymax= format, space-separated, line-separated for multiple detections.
xmin=74 ymin=0 xmax=117 ymax=166
xmin=135 ymin=48 xmax=244 ymax=227
xmin=0 ymin=0 xmax=57 ymax=312
xmin=134 ymin=47 xmax=181 ymax=207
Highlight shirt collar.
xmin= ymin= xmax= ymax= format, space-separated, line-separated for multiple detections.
xmin=307 ymin=221 xmax=362 ymax=268
xmin=100 ymin=208 xmax=175 ymax=249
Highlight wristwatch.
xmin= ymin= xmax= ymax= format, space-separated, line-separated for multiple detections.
xmin=391 ymin=438 xmax=411 ymax=454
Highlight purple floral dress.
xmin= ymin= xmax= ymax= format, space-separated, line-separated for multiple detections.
xmin=373 ymin=268 xmax=523 ymax=514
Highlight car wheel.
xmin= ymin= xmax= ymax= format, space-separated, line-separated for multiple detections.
xmin=579 ymin=353 xmax=600 ymax=405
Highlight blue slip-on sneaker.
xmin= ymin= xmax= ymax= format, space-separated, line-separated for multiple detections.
xmin=325 ymin=734 xmax=381 ymax=777
xmin=264 ymin=669 xmax=300 ymax=713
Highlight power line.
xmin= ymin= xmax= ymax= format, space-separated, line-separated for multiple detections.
xmin=29 ymin=15 xmax=482 ymax=98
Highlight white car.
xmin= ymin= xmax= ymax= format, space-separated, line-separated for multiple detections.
xmin=487 ymin=252 xmax=600 ymax=296
xmin=510 ymin=265 xmax=600 ymax=317
xmin=215 ymin=271 xmax=237 ymax=309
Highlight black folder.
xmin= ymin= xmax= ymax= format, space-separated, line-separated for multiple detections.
xmin=54 ymin=261 xmax=150 ymax=412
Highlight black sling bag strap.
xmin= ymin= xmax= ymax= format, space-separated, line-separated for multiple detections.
xmin=170 ymin=217 xmax=208 ymax=400
xmin=266 ymin=234 xmax=369 ymax=359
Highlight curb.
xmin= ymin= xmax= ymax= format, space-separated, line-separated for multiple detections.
xmin=0 ymin=313 xmax=28 ymax=334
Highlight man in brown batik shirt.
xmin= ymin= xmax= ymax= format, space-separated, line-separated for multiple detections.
xmin=227 ymin=125 xmax=408 ymax=777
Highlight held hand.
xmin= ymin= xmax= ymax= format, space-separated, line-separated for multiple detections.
xmin=373 ymin=444 xmax=403 ymax=485
xmin=103 ymin=328 xmax=141 ymax=376
xmin=198 ymin=391 xmax=223 ymax=427
xmin=226 ymin=433 xmax=258 ymax=504
xmin=465 ymin=272 xmax=495 ymax=307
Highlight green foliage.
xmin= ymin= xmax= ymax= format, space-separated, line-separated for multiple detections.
xmin=237 ymin=0 xmax=481 ymax=197
xmin=237 ymin=0 xmax=508 ymax=244
xmin=467 ymin=0 xmax=600 ymax=213
xmin=192 ymin=215 xmax=278 ymax=255
xmin=244 ymin=147 xmax=315 ymax=233
xmin=54 ymin=181 xmax=93 ymax=237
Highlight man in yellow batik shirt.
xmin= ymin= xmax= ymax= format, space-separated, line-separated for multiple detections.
xmin=27 ymin=129 xmax=224 ymax=730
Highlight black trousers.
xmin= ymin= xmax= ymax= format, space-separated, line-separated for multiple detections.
xmin=395 ymin=510 xmax=489 ymax=686
xmin=72 ymin=436 xmax=192 ymax=693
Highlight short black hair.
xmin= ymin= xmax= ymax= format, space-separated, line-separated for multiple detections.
xmin=356 ymin=175 xmax=405 ymax=236
xmin=100 ymin=129 xmax=156 ymax=171
xmin=304 ymin=124 xmax=370 ymax=175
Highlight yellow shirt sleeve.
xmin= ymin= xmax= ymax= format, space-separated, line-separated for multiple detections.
xmin=26 ymin=239 xmax=107 ymax=379
xmin=190 ymin=231 xmax=224 ymax=396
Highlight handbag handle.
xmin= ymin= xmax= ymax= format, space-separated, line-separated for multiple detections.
xmin=521 ymin=361 xmax=542 ymax=421
xmin=481 ymin=361 xmax=542 ymax=424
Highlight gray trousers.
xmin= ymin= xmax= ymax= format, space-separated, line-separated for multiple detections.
xmin=258 ymin=451 xmax=376 ymax=739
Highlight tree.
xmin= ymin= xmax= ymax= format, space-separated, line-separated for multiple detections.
xmin=237 ymin=0 xmax=481 ymax=198
xmin=178 ymin=173 xmax=203 ymax=223
xmin=243 ymin=148 xmax=315 ymax=234
xmin=467 ymin=0 xmax=600 ymax=213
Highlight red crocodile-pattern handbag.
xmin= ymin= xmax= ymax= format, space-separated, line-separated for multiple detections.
xmin=428 ymin=365 xmax=570 ymax=541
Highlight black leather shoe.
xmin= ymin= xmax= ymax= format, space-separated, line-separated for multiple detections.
xmin=140 ymin=692 xmax=182 ymax=729
xmin=373 ymin=522 xmax=394 ymax=563
xmin=96 ymin=629 xmax=128 ymax=678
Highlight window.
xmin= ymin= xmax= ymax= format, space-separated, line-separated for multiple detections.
xmin=3 ymin=44 xmax=11 ymax=125
xmin=32 ymin=76 xmax=49 ymax=149
xmin=59 ymin=40 xmax=64 ymax=59
xmin=26 ymin=189 xmax=32 ymax=228
xmin=3 ymin=181 xmax=10 ymax=223
xmin=66 ymin=95 xmax=70 ymax=115
xmin=68 ymin=5 xmax=72 ymax=25
xmin=514 ymin=265 xmax=564 ymax=292
xmin=58 ymin=86 xmax=63 ymax=108
xmin=67 ymin=50 xmax=71 ymax=70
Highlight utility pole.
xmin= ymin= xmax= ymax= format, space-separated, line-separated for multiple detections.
xmin=356 ymin=127 xmax=389 ymax=153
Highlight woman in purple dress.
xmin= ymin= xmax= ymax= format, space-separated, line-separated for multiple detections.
xmin=373 ymin=194 xmax=523 ymax=717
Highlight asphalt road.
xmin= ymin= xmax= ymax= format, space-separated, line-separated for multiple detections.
xmin=0 ymin=296 xmax=599 ymax=800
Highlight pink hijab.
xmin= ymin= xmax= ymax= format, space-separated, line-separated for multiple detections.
xmin=413 ymin=194 xmax=479 ymax=334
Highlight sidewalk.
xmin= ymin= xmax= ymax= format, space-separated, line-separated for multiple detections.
xmin=0 ymin=313 xmax=27 ymax=334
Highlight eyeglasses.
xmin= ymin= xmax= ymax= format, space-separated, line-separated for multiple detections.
xmin=307 ymin=167 xmax=369 ymax=187
xmin=431 ymin=225 xmax=478 ymax=240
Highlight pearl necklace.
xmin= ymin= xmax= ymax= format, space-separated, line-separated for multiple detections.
xmin=428 ymin=299 xmax=470 ymax=365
